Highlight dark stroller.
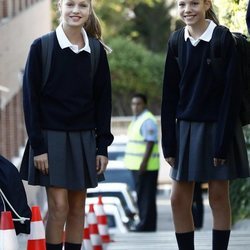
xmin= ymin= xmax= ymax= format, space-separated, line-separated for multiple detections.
xmin=0 ymin=155 xmax=31 ymax=235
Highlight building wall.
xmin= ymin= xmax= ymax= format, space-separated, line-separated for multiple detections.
xmin=0 ymin=0 xmax=51 ymax=160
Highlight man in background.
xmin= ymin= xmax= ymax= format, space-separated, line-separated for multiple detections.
xmin=124 ymin=93 xmax=159 ymax=232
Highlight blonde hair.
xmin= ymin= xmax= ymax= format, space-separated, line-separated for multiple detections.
xmin=85 ymin=2 xmax=112 ymax=53
xmin=205 ymin=0 xmax=219 ymax=25
xmin=84 ymin=2 xmax=102 ymax=40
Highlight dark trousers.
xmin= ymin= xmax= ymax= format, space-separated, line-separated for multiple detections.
xmin=132 ymin=170 xmax=158 ymax=231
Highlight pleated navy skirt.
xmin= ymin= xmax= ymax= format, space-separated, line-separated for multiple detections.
xmin=22 ymin=130 xmax=104 ymax=190
xmin=170 ymin=120 xmax=250 ymax=182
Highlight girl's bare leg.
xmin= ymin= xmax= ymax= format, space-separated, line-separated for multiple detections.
xmin=46 ymin=187 xmax=69 ymax=244
xmin=209 ymin=180 xmax=231 ymax=250
xmin=171 ymin=180 xmax=195 ymax=232
xmin=65 ymin=190 xmax=86 ymax=244
xmin=171 ymin=180 xmax=195 ymax=250
xmin=208 ymin=180 xmax=231 ymax=230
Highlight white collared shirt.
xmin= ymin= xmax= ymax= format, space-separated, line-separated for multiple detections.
xmin=56 ymin=23 xmax=91 ymax=54
xmin=184 ymin=20 xmax=217 ymax=46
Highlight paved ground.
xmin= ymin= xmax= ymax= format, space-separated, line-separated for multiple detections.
xmin=107 ymin=231 xmax=250 ymax=250
xmin=17 ymin=185 xmax=250 ymax=249
xmin=107 ymin=188 xmax=250 ymax=249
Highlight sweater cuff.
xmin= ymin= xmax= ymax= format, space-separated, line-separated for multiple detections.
xmin=33 ymin=143 xmax=47 ymax=156
xmin=96 ymin=146 xmax=108 ymax=157
xmin=214 ymin=145 xmax=228 ymax=159
xmin=162 ymin=146 xmax=176 ymax=159
xmin=214 ymin=152 xmax=227 ymax=160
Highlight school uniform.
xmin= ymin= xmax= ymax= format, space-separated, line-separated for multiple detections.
xmin=21 ymin=24 xmax=113 ymax=190
xmin=161 ymin=20 xmax=250 ymax=182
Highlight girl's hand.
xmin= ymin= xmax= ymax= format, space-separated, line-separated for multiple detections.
xmin=213 ymin=158 xmax=226 ymax=166
xmin=34 ymin=153 xmax=49 ymax=175
xmin=165 ymin=157 xmax=175 ymax=168
xmin=96 ymin=155 xmax=108 ymax=174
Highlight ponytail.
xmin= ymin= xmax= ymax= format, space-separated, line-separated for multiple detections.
xmin=84 ymin=1 xmax=112 ymax=53
xmin=206 ymin=1 xmax=220 ymax=25
xmin=84 ymin=8 xmax=102 ymax=40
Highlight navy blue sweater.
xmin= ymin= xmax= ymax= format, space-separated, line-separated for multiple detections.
xmin=161 ymin=29 xmax=242 ymax=159
xmin=23 ymin=34 xmax=113 ymax=156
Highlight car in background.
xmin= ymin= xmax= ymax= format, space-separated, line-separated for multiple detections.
xmin=105 ymin=136 xmax=136 ymax=194
xmin=108 ymin=135 xmax=127 ymax=161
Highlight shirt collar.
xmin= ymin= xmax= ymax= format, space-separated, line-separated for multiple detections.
xmin=184 ymin=20 xmax=217 ymax=46
xmin=56 ymin=23 xmax=91 ymax=54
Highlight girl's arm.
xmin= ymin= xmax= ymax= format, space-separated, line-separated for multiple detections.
xmin=93 ymin=44 xmax=114 ymax=157
xmin=23 ymin=39 xmax=47 ymax=156
xmin=161 ymin=39 xmax=180 ymax=159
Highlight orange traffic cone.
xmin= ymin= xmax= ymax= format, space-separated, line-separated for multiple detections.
xmin=0 ymin=211 xmax=19 ymax=250
xmin=81 ymin=215 xmax=92 ymax=250
xmin=87 ymin=204 xmax=103 ymax=250
xmin=95 ymin=196 xmax=112 ymax=243
xmin=27 ymin=206 xmax=46 ymax=250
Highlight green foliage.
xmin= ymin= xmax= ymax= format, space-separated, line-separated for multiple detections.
xmin=94 ymin=0 xmax=157 ymax=39
xmin=95 ymin=0 xmax=174 ymax=52
xmin=131 ymin=0 xmax=174 ymax=52
xmin=107 ymin=37 xmax=164 ymax=115
xmin=243 ymin=125 xmax=250 ymax=148
xmin=214 ymin=0 xmax=249 ymax=34
xmin=95 ymin=0 xmax=155 ymax=9
xmin=230 ymin=178 xmax=250 ymax=224
xmin=230 ymin=126 xmax=250 ymax=224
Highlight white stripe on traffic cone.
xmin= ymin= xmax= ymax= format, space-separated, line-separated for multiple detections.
xmin=0 ymin=211 xmax=19 ymax=250
xmin=27 ymin=206 xmax=46 ymax=250
xmin=87 ymin=204 xmax=103 ymax=250
xmin=81 ymin=215 xmax=92 ymax=250
xmin=95 ymin=196 xmax=112 ymax=243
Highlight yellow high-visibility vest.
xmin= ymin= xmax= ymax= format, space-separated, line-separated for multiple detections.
xmin=124 ymin=111 xmax=159 ymax=171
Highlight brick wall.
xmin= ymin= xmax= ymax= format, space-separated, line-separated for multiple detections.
xmin=0 ymin=0 xmax=51 ymax=160
xmin=0 ymin=90 xmax=26 ymax=159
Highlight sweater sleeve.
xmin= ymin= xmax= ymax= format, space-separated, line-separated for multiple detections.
xmin=93 ymin=44 xmax=114 ymax=156
xmin=161 ymin=38 xmax=180 ymax=158
xmin=214 ymin=31 xmax=242 ymax=159
xmin=23 ymin=39 xmax=47 ymax=156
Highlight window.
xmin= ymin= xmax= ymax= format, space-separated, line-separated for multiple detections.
xmin=2 ymin=0 xmax=8 ymax=18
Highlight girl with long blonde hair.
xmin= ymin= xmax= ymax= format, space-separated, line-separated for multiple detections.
xmin=21 ymin=0 xmax=113 ymax=249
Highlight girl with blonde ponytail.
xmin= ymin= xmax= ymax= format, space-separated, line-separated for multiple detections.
xmin=84 ymin=0 xmax=112 ymax=52
xmin=22 ymin=0 xmax=113 ymax=249
xmin=84 ymin=1 xmax=102 ymax=39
